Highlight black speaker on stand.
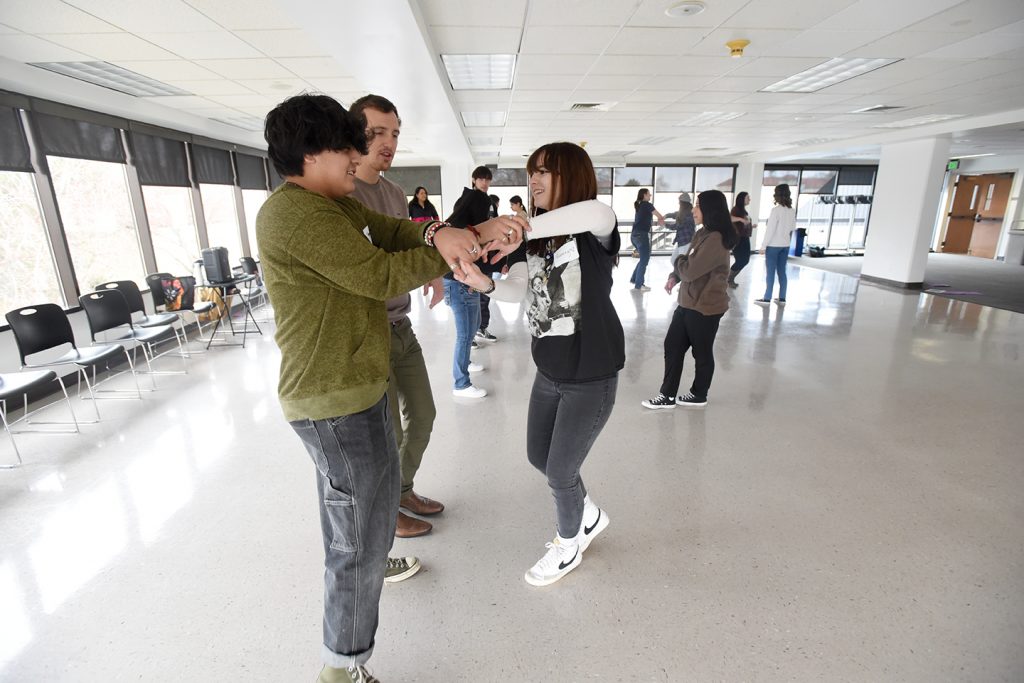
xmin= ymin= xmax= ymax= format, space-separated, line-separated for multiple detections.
xmin=202 ymin=247 xmax=232 ymax=283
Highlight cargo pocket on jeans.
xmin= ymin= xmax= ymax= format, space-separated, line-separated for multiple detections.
xmin=323 ymin=488 xmax=358 ymax=553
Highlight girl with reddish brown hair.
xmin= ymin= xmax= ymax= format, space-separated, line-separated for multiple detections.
xmin=454 ymin=141 xmax=623 ymax=587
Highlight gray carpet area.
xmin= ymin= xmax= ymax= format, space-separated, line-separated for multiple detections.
xmin=790 ymin=253 xmax=1024 ymax=314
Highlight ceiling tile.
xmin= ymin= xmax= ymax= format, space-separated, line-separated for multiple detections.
xmin=0 ymin=0 xmax=119 ymax=33
xmin=629 ymin=0 xmax=749 ymax=28
xmin=728 ymin=57 xmax=827 ymax=77
xmin=232 ymin=30 xmax=330 ymax=58
xmin=113 ymin=59 xmax=220 ymax=81
xmin=907 ymin=0 xmax=1024 ymax=34
xmin=276 ymin=57 xmax=352 ymax=79
xmin=140 ymin=32 xmax=263 ymax=60
xmin=516 ymin=54 xmax=595 ymax=75
xmin=577 ymin=74 xmax=646 ymax=91
xmin=846 ymin=31 xmax=966 ymax=59
xmin=0 ymin=23 xmax=20 ymax=34
xmin=821 ymin=0 xmax=962 ymax=33
xmin=430 ymin=26 xmax=522 ymax=53
xmin=530 ymin=0 xmax=637 ymax=27
xmin=723 ymin=0 xmax=860 ymax=30
xmin=605 ymin=27 xmax=705 ymax=55
xmin=918 ymin=30 xmax=1024 ymax=60
xmin=196 ymin=58 xmax=294 ymax=80
xmin=760 ymin=30 xmax=886 ymax=57
xmin=0 ymin=34 xmax=92 ymax=62
xmin=521 ymin=26 xmax=618 ymax=54
xmin=39 ymin=33 xmax=179 ymax=61
xmin=704 ymin=75 xmax=782 ymax=93
xmin=513 ymin=90 xmax=571 ymax=102
xmin=515 ymin=73 xmax=581 ymax=90
xmin=418 ymin=0 xmax=526 ymax=27
xmin=304 ymin=77 xmax=362 ymax=92
xmin=687 ymin=29 xmax=804 ymax=58
xmin=205 ymin=94 xmax=277 ymax=108
xmin=66 ymin=0 xmax=221 ymax=33
xmin=182 ymin=0 xmax=298 ymax=30
xmin=233 ymin=78 xmax=312 ymax=96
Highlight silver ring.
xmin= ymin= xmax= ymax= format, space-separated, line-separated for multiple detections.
xmin=449 ymin=263 xmax=458 ymax=270
xmin=469 ymin=246 xmax=479 ymax=254
xmin=506 ymin=229 xmax=514 ymax=237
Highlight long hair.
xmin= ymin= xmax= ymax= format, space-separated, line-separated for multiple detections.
xmin=731 ymin=191 xmax=749 ymax=218
xmin=774 ymin=183 xmax=793 ymax=208
xmin=411 ymin=186 xmax=428 ymax=205
xmin=697 ymin=190 xmax=737 ymax=250
xmin=524 ymin=142 xmax=598 ymax=256
xmin=633 ymin=188 xmax=649 ymax=210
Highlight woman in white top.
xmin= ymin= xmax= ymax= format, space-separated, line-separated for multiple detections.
xmin=755 ymin=183 xmax=796 ymax=306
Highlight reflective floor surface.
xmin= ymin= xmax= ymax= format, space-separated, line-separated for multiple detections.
xmin=1 ymin=256 xmax=1022 ymax=682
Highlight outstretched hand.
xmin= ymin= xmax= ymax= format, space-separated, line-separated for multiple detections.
xmin=451 ymin=260 xmax=492 ymax=292
xmin=475 ymin=215 xmax=529 ymax=262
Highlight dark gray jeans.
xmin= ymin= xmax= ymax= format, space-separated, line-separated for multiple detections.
xmin=526 ymin=373 xmax=618 ymax=538
xmin=290 ymin=395 xmax=399 ymax=669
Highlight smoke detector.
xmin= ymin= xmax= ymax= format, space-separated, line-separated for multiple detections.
xmin=665 ymin=2 xmax=706 ymax=18
xmin=726 ymin=39 xmax=750 ymax=58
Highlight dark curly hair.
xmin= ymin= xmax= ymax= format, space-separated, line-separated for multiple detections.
xmin=264 ymin=94 xmax=367 ymax=177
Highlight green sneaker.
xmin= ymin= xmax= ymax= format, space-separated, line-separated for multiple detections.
xmin=317 ymin=664 xmax=380 ymax=682
xmin=384 ymin=556 xmax=421 ymax=583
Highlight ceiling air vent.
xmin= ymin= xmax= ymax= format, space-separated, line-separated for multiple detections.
xmin=570 ymin=102 xmax=613 ymax=112
xmin=696 ymin=147 xmax=728 ymax=151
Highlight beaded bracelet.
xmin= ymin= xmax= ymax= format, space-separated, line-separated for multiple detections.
xmin=423 ymin=220 xmax=449 ymax=247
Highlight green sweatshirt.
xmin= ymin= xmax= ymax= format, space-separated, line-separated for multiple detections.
xmin=256 ymin=182 xmax=448 ymax=421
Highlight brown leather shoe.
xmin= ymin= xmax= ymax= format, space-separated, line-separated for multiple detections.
xmin=400 ymin=490 xmax=445 ymax=516
xmin=395 ymin=511 xmax=431 ymax=538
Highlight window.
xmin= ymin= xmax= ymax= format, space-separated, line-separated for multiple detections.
xmin=695 ymin=166 xmax=734 ymax=194
xmin=613 ymin=167 xmax=654 ymax=224
xmin=241 ymin=189 xmax=268 ymax=257
xmin=655 ymin=167 xmax=694 ymax=193
xmin=143 ymin=186 xmax=199 ymax=275
xmin=760 ymin=169 xmax=800 ymax=224
xmin=0 ymin=171 xmax=64 ymax=312
xmin=47 ymin=156 xmax=145 ymax=293
xmin=200 ymin=184 xmax=242 ymax=262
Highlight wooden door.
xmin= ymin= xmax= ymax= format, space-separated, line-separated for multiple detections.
xmin=968 ymin=174 xmax=1013 ymax=259
xmin=943 ymin=176 xmax=980 ymax=254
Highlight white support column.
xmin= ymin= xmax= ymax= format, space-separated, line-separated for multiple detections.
xmin=440 ymin=161 xmax=471 ymax=220
xmin=862 ymin=136 xmax=951 ymax=287
xmin=735 ymin=160 xmax=765 ymax=243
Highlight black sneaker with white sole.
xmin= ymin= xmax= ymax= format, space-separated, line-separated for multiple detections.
xmin=676 ymin=392 xmax=707 ymax=408
xmin=641 ymin=393 xmax=676 ymax=410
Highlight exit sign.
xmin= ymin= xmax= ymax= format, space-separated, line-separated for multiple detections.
xmin=947 ymin=159 xmax=960 ymax=171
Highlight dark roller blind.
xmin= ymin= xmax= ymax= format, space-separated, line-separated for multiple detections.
xmin=235 ymin=153 xmax=267 ymax=190
xmin=0 ymin=106 xmax=32 ymax=172
xmin=838 ymin=166 xmax=876 ymax=186
xmin=192 ymin=144 xmax=233 ymax=184
xmin=383 ymin=166 xmax=441 ymax=194
xmin=268 ymin=163 xmax=284 ymax=189
xmin=34 ymin=111 xmax=125 ymax=163
xmin=130 ymin=132 xmax=189 ymax=187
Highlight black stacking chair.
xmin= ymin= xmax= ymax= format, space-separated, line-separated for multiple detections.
xmin=144 ymin=272 xmax=217 ymax=350
xmin=78 ymin=289 xmax=183 ymax=386
xmin=1 ymin=370 xmax=79 ymax=468
xmin=5 ymin=303 xmax=140 ymax=421
xmin=97 ymin=280 xmax=188 ymax=359
xmin=238 ymin=256 xmax=270 ymax=319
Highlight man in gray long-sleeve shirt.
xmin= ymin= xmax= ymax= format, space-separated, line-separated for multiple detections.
xmin=349 ymin=94 xmax=446 ymax=541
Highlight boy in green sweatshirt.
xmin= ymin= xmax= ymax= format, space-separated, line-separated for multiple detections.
xmin=256 ymin=94 xmax=525 ymax=683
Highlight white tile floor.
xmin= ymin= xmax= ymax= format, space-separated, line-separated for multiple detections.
xmin=2 ymin=256 xmax=1022 ymax=682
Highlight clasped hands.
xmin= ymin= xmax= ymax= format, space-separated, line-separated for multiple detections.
xmin=433 ymin=215 xmax=529 ymax=283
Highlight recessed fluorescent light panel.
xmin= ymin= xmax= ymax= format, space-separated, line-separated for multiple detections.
xmin=675 ymin=112 xmax=744 ymax=126
xmin=442 ymin=54 xmax=516 ymax=90
xmin=760 ymin=58 xmax=901 ymax=93
xmin=873 ymin=114 xmax=963 ymax=128
xmin=30 ymin=61 xmax=192 ymax=97
xmin=213 ymin=116 xmax=266 ymax=131
xmin=850 ymin=104 xmax=904 ymax=113
xmin=461 ymin=111 xmax=506 ymax=127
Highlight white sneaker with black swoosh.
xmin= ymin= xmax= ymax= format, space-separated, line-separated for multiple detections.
xmin=578 ymin=495 xmax=609 ymax=552
xmin=524 ymin=535 xmax=581 ymax=587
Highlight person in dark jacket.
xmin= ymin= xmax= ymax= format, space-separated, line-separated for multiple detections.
xmin=408 ymin=186 xmax=439 ymax=222
xmin=728 ymin=191 xmax=754 ymax=288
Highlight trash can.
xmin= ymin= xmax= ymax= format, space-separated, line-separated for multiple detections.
xmin=792 ymin=228 xmax=807 ymax=257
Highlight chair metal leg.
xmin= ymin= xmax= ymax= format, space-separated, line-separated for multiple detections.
xmin=0 ymin=401 xmax=24 ymax=469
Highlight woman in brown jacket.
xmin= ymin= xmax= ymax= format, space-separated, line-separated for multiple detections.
xmin=642 ymin=189 xmax=737 ymax=409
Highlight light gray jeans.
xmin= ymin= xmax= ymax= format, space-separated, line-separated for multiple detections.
xmin=290 ymin=394 xmax=399 ymax=669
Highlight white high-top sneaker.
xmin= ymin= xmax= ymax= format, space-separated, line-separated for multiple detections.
xmin=524 ymin=535 xmax=581 ymax=586
xmin=578 ymin=495 xmax=610 ymax=552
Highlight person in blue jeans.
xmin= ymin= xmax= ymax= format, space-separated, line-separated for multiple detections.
xmin=443 ymin=279 xmax=483 ymax=397
xmin=755 ymin=183 xmax=796 ymax=306
xmin=628 ymin=188 xmax=665 ymax=291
